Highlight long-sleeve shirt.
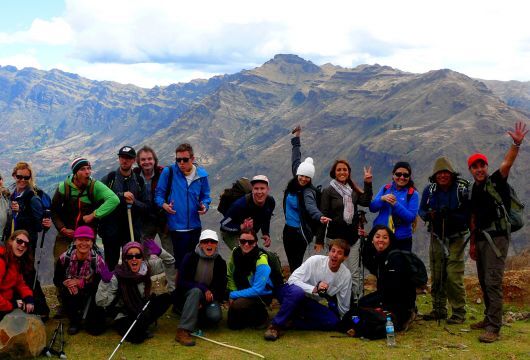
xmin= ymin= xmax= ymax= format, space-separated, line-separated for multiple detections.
xmin=227 ymin=252 xmax=273 ymax=299
xmin=220 ymin=195 xmax=275 ymax=235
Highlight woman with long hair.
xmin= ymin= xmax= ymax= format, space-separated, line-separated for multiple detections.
xmin=369 ymin=161 xmax=419 ymax=251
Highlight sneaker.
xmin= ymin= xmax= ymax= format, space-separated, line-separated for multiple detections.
xmin=470 ymin=319 xmax=488 ymax=330
xmin=264 ymin=324 xmax=280 ymax=341
xmin=421 ymin=311 xmax=447 ymax=321
xmin=478 ymin=331 xmax=500 ymax=343
xmin=446 ymin=316 xmax=465 ymax=325
xmin=175 ymin=329 xmax=195 ymax=346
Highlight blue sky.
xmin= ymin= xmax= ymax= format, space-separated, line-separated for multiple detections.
xmin=1 ymin=0 xmax=529 ymax=88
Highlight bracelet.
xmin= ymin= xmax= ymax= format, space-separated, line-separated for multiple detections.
xmin=513 ymin=142 xmax=521 ymax=147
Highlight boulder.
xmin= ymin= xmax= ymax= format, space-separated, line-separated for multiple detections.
xmin=0 ymin=309 xmax=46 ymax=359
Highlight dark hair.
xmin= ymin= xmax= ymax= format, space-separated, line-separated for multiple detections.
xmin=329 ymin=160 xmax=362 ymax=194
xmin=328 ymin=238 xmax=351 ymax=257
xmin=392 ymin=161 xmax=416 ymax=189
xmin=6 ymin=230 xmax=34 ymax=275
xmin=175 ymin=143 xmax=194 ymax=157
xmin=428 ymin=171 xmax=460 ymax=184
xmin=367 ymin=225 xmax=397 ymax=249
xmin=239 ymin=228 xmax=258 ymax=241
xmin=136 ymin=146 xmax=159 ymax=168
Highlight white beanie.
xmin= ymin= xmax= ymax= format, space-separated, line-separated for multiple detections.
xmin=296 ymin=157 xmax=315 ymax=179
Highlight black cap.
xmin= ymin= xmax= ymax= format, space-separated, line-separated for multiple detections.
xmin=118 ymin=146 xmax=136 ymax=158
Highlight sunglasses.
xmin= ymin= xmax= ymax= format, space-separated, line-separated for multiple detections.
xmin=125 ymin=253 xmax=143 ymax=260
xmin=15 ymin=238 xmax=30 ymax=246
xmin=176 ymin=157 xmax=190 ymax=163
xmin=239 ymin=239 xmax=257 ymax=246
xmin=200 ymin=240 xmax=218 ymax=245
xmin=393 ymin=172 xmax=410 ymax=179
xmin=15 ymin=175 xmax=31 ymax=180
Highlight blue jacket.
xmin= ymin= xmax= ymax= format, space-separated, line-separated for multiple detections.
xmin=154 ymin=164 xmax=211 ymax=231
xmin=369 ymin=182 xmax=419 ymax=240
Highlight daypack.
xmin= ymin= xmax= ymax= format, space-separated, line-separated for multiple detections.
xmin=259 ymin=248 xmax=285 ymax=289
xmin=388 ymin=249 xmax=428 ymax=287
xmin=34 ymin=186 xmax=52 ymax=210
xmin=484 ymin=179 xmax=524 ymax=233
xmin=63 ymin=179 xmax=97 ymax=205
xmin=427 ymin=178 xmax=470 ymax=209
xmin=339 ymin=306 xmax=393 ymax=339
xmin=62 ymin=241 xmax=103 ymax=273
xmin=218 ymin=177 xmax=252 ymax=216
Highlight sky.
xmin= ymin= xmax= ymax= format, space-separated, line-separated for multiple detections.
xmin=1 ymin=0 xmax=529 ymax=88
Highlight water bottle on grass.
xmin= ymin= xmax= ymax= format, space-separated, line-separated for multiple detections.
xmin=386 ymin=316 xmax=396 ymax=347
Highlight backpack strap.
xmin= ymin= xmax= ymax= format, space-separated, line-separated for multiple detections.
xmin=64 ymin=180 xmax=71 ymax=203
xmin=87 ymin=179 xmax=96 ymax=204
xmin=164 ymin=166 xmax=174 ymax=203
xmin=106 ymin=171 xmax=116 ymax=190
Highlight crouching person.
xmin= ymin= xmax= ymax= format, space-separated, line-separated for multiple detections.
xmin=227 ymin=229 xmax=274 ymax=330
xmin=175 ymin=229 xmax=227 ymax=346
xmin=53 ymin=226 xmax=111 ymax=335
xmin=96 ymin=241 xmax=172 ymax=343
xmin=264 ymin=239 xmax=351 ymax=341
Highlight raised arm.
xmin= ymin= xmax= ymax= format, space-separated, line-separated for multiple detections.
xmin=499 ymin=121 xmax=528 ymax=178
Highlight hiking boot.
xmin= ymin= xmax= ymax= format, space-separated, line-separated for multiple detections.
xmin=470 ymin=319 xmax=489 ymax=330
xmin=478 ymin=331 xmax=500 ymax=343
xmin=446 ymin=315 xmax=465 ymax=325
xmin=264 ymin=324 xmax=281 ymax=341
xmin=175 ymin=329 xmax=195 ymax=346
xmin=421 ymin=311 xmax=446 ymax=321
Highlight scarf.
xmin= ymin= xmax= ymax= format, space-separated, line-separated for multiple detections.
xmin=232 ymin=246 xmax=260 ymax=290
xmin=114 ymin=261 xmax=151 ymax=315
xmin=330 ymin=179 xmax=354 ymax=224
xmin=193 ymin=243 xmax=217 ymax=286
xmin=63 ymin=250 xmax=95 ymax=281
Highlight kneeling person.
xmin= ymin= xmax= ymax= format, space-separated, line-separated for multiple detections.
xmin=265 ymin=239 xmax=352 ymax=341
xmin=175 ymin=229 xmax=227 ymax=346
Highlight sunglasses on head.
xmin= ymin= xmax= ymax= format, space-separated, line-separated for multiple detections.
xmin=15 ymin=175 xmax=31 ymax=180
xmin=239 ymin=239 xmax=257 ymax=246
xmin=200 ymin=239 xmax=217 ymax=245
xmin=125 ymin=253 xmax=143 ymax=260
xmin=15 ymin=238 xmax=30 ymax=246
xmin=394 ymin=172 xmax=410 ymax=179
xmin=176 ymin=157 xmax=190 ymax=163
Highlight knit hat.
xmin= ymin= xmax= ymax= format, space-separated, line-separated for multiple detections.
xmin=296 ymin=157 xmax=315 ymax=179
xmin=122 ymin=241 xmax=144 ymax=257
xmin=71 ymin=157 xmax=91 ymax=174
xmin=467 ymin=153 xmax=488 ymax=168
xmin=431 ymin=157 xmax=457 ymax=177
xmin=73 ymin=225 xmax=95 ymax=240
xmin=392 ymin=161 xmax=412 ymax=175
xmin=199 ymin=229 xmax=219 ymax=242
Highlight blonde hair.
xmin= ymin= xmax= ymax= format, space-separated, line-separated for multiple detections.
xmin=11 ymin=162 xmax=36 ymax=190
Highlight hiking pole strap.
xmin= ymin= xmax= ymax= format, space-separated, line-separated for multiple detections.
xmin=481 ymin=231 xmax=502 ymax=258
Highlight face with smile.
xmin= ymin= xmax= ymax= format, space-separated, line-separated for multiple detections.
xmin=392 ymin=167 xmax=410 ymax=189
xmin=372 ymin=229 xmax=391 ymax=253
xmin=10 ymin=233 xmax=30 ymax=258
xmin=176 ymin=151 xmax=194 ymax=173
xmin=252 ymin=182 xmax=269 ymax=206
xmin=138 ymin=150 xmax=155 ymax=175
xmin=469 ymin=160 xmax=488 ymax=184
xmin=14 ymin=168 xmax=31 ymax=192
xmin=126 ymin=248 xmax=144 ymax=273
xmin=239 ymin=233 xmax=257 ymax=255
xmin=297 ymin=175 xmax=310 ymax=187
xmin=328 ymin=245 xmax=347 ymax=272
xmin=334 ymin=163 xmax=350 ymax=184
xmin=435 ymin=170 xmax=453 ymax=188
xmin=74 ymin=237 xmax=94 ymax=258
xmin=199 ymin=239 xmax=218 ymax=257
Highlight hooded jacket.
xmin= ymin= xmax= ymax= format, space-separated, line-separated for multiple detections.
xmin=0 ymin=246 xmax=33 ymax=312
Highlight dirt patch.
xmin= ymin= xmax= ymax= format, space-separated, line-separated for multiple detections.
xmin=465 ymin=269 xmax=530 ymax=306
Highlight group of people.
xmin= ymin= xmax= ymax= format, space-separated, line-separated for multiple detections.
xmin=0 ymin=121 xmax=526 ymax=347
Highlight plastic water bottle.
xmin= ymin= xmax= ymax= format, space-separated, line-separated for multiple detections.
xmin=386 ymin=316 xmax=396 ymax=347
xmin=351 ymin=315 xmax=360 ymax=325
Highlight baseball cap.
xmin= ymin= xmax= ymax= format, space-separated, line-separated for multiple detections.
xmin=118 ymin=146 xmax=136 ymax=158
xmin=467 ymin=153 xmax=488 ymax=168
xmin=199 ymin=229 xmax=219 ymax=242
xmin=250 ymin=175 xmax=269 ymax=186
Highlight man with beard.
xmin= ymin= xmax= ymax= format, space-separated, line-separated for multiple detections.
xmin=51 ymin=157 xmax=119 ymax=259
xmin=100 ymin=146 xmax=149 ymax=270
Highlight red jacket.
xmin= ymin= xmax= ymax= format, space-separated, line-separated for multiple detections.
xmin=0 ymin=246 xmax=33 ymax=312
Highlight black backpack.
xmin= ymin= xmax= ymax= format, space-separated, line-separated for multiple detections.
xmin=259 ymin=248 xmax=285 ymax=289
xmin=339 ymin=306 xmax=393 ymax=340
xmin=388 ymin=249 xmax=427 ymax=287
xmin=218 ymin=178 xmax=252 ymax=216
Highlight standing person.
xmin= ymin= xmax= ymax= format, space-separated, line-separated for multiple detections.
xmin=9 ymin=162 xmax=43 ymax=251
xmin=220 ymin=175 xmax=275 ymax=250
xmin=51 ymin=157 xmax=119 ymax=259
xmin=370 ymin=161 xmax=419 ymax=251
xmin=0 ymin=173 xmax=10 ymax=243
xmin=419 ymin=157 xmax=470 ymax=324
xmin=53 ymin=226 xmax=111 ymax=335
xmin=264 ymin=239 xmax=351 ymax=341
xmin=282 ymin=126 xmax=330 ymax=272
xmin=100 ymin=146 xmax=148 ymax=270
xmin=175 ymin=229 xmax=227 ymax=346
xmin=226 ymin=229 xmax=274 ymax=330
xmin=316 ymin=159 xmax=372 ymax=300
xmin=155 ymin=143 xmax=211 ymax=269
xmin=96 ymin=242 xmax=173 ymax=344
xmin=467 ymin=121 xmax=527 ymax=343
xmin=133 ymin=146 xmax=170 ymax=252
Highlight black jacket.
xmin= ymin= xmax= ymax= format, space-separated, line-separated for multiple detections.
xmin=177 ymin=251 xmax=227 ymax=302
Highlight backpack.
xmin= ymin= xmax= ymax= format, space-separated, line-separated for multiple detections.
xmin=484 ymin=179 xmax=524 ymax=233
xmin=218 ymin=177 xmax=252 ymax=216
xmin=388 ymin=249 xmax=427 ymax=287
xmin=63 ymin=179 xmax=97 ymax=205
xmin=62 ymin=241 xmax=103 ymax=271
xmin=259 ymin=248 xmax=285 ymax=289
xmin=33 ymin=187 xmax=52 ymax=210
xmin=339 ymin=306 xmax=393 ymax=339
xmin=427 ymin=178 xmax=470 ymax=209
xmin=105 ymin=171 xmax=145 ymax=194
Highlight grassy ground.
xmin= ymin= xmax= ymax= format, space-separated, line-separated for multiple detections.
xmin=38 ymin=292 xmax=530 ymax=360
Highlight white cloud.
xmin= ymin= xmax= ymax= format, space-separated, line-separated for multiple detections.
xmin=0 ymin=17 xmax=73 ymax=45
xmin=0 ymin=52 xmax=42 ymax=69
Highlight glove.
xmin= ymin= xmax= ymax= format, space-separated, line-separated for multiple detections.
xmin=99 ymin=261 xmax=114 ymax=283
xmin=144 ymin=238 xmax=162 ymax=256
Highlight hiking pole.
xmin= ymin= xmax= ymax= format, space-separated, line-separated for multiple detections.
xmin=438 ymin=216 xmax=446 ymax=327
xmin=34 ymin=210 xmax=51 ymax=290
xmin=356 ymin=210 xmax=368 ymax=306
xmin=108 ymin=300 xmax=151 ymax=360
xmin=126 ymin=204 xmax=134 ymax=242
xmin=58 ymin=321 xmax=66 ymax=359
xmin=191 ymin=332 xmax=265 ymax=359
xmin=45 ymin=322 xmax=60 ymax=357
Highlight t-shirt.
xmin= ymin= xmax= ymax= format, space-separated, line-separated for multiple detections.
xmin=471 ymin=170 xmax=510 ymax=231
